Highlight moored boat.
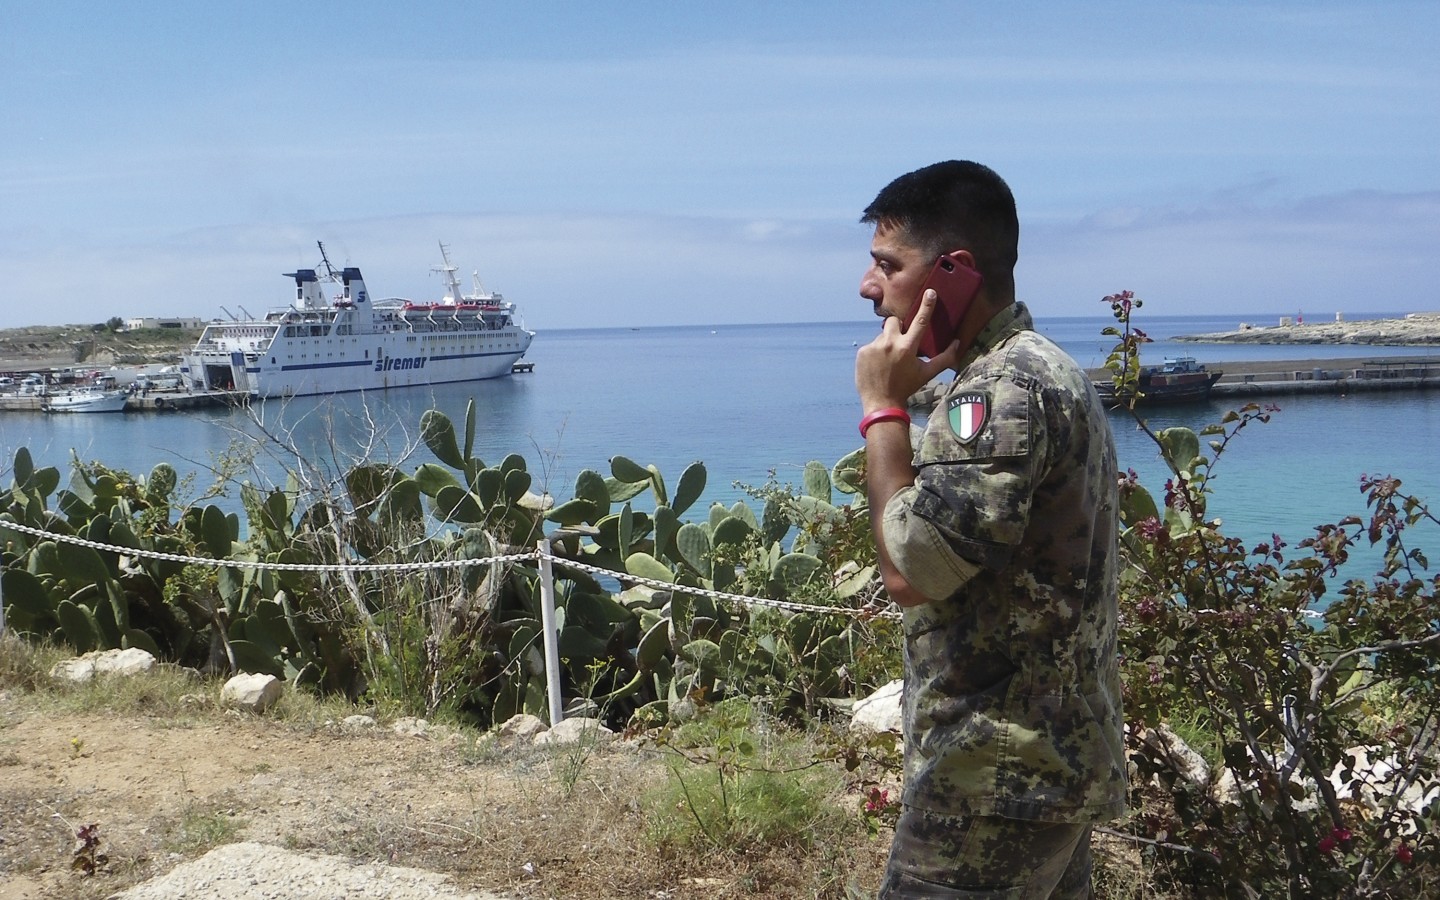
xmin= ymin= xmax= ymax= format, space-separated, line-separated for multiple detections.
xmin=1095 ymin=356 xmax=1222 ymax=405
xmin=43 ymin=387 xmax=130 ymax=413
xmin=180 ymin=242 xmax=534 ymax=399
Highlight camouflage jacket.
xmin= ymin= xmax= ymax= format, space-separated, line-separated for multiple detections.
xmin=880 ymin=302 xmax=1127 ymax=823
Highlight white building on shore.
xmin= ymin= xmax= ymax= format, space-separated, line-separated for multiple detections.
xmin=122 ymin=317 xmax=206 ymax=332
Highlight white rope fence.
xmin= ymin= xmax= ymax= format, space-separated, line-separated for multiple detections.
xmin=0 ymin=518 xmax=899 ymax=723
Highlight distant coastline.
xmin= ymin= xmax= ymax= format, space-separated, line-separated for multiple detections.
xmin=0 ymin=323 xmax=195 ymax=373
xmin=1176 ymin=313 xmax=1440 ymax=346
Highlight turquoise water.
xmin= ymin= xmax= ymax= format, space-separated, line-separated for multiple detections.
xmin=4 ymin=315 xmax=1437 ymax=581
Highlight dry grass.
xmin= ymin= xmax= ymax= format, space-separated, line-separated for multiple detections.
xmin=0 ymin=640 xmax=890 ymax=898
xmin=0 ymin=638 xmax=1161 ymax=898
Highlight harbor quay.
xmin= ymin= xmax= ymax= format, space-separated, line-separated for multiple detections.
xmin=0 ymin=389 xmax=244 ymax=413
xmin=0 ymin=361 xmax=536 ymax=413
xmin=1210 ymin=357 xmax=1440 ymax=399
xmin=1085 ymin=355 xmax=1440 ymax=401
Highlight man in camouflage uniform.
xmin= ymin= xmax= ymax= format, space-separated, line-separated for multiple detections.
xmin=854 ymin=161 xmax=1126 ymax=897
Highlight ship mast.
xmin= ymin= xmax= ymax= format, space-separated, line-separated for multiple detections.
xmin=432 ymin=241 xmax=463 ymax=306
xmin=316 ymin=241 xmax=340 ymax=280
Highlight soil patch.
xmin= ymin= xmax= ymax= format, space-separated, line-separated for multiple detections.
xmin=0 ymin=689 xmax=889 ymax=899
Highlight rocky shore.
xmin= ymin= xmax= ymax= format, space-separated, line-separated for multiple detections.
xmin=0 ymin=324 xmax=195 ymax=373
xmin=1176 ymin=313 xmax=1440 ymax=345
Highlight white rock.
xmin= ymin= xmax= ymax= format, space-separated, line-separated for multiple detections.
xmin=533 ymin=716 xmax=616 ymax=746
xmin=496 ymin=713 xmax=548 ymax=742
xmin=51 ymin=658 xmax=97 ymax=682
xmin=1206 ymin=746 xmax=1319 ymax=814
xmin=391 ymin=717 xmax=430 ymax=737
xmin=49 ymin=648 xmax=158 ymax=682
xmin=1211 ymin=767 xmax=1244 ymax=808
xmin=342 ymin=715 xmax=377 ymax=730
xmin=221 ymin=673 xmax=283 ymax=713
xmin=562 ymin=697 xmax=599 ymax=718
xmin=110 ymin=841 xmax=510 ymax=899
xmin=669 ymin=696 xmax=699 ymax=723
xmin=851 ymin=679 xmax=904 ymax=734
xmin=1136 ymin=724 xmax=1211 ymax=789
xmin=1330 ymin=745 xmax=1440 ymax=832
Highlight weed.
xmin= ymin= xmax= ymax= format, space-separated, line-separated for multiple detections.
xmin=643 ymin=698 xmax=857 ymax=856
xmin=15 ymin=660 xmax=211 ymax=724
xmin=1163 ymin=710 xmax=1222 ymax=772
xmin=70 ymin=822 xmax=107 ymax=875
xmin=0 ymin=633 xmax=60 ymax=691
xmin=550 ymin=660 xmax=611 ymax=797
xmin=266 ymin=683 xmax=374 ymax=732
xmin=648 ymin=761 xmax=850 ymax=853
xmin=549 ymin=723 xmax=603 ymax=798
xmin=163 ymin=801 xmax=243 ymax=855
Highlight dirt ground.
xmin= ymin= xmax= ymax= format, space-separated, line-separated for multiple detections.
xmin=0 ymin=700 xmax=529 ymax=898
xmin=0 ymin=682 xmax=891 ymax=900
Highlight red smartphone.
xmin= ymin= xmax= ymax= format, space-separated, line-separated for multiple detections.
xmin=902 ymin=252 xmax=984 ymax=357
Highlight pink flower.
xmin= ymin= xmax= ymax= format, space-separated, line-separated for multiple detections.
xmin=1396 ymin=843 xmax=1413 ymax=864
xmin=863 ymin=788 xmax=892 ymax=815
xmin=1319 ymin=825 xmax=1351 ymax=855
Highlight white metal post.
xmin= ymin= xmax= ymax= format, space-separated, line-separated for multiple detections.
xmin=536 ymin=538 xmax=564 ymax=726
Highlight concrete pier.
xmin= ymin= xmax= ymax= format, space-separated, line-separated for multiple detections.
xmin=1211 ymin=358 xmax=1440 ymax=398
xmin=122 ymin=390 xmax=246 ymax=411
xmin=1087 ymin=355 xmax=1440 ymax=402
xmin=0 ymin=390 xmax=244 ymax=413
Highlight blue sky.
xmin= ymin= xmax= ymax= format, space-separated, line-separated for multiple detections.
xmin=2 ymin=1 xmax=1436 ymax=330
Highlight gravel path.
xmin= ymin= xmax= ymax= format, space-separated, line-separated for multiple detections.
xmin=112 ymin=842 xmax=512 ymax=900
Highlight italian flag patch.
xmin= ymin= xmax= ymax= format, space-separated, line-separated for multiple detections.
xmin=947 ymin=392 xmax=988 ymax=442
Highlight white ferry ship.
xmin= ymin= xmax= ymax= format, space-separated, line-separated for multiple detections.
xmin=181 ymin=243 xmax=534 ymax=399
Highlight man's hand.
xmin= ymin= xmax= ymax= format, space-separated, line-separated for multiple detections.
xmin=855 ymin=290 xmax=960 ymax=609
xmin=855 ymin=290 xmax=961 ymax=412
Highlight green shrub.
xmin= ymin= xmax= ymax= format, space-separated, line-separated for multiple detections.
xmin=643 ymin=699 xmax=856 ymax=854
xmin=1104 ymin=290 xmax=1440 ymax=898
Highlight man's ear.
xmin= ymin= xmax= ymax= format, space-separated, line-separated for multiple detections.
xmin=944 ymin=249 xmax=979 ymax=271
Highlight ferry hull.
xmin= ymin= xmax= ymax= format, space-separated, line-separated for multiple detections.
xmin=186 ymin=340 xmax=530 ymax=399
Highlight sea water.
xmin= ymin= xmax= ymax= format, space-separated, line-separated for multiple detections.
xmin=4 ymin=314 xmax=1437 ymax=583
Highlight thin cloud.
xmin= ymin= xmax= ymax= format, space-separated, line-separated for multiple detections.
xmin=1024 ymin=189 xmax=1440 ymax=317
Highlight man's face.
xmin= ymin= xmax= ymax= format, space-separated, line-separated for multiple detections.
xmin=860 ymin=223 xmax=932 ymax=322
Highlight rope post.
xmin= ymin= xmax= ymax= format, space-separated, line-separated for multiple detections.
xmin=536 ymin=537 xmax=564 ymax=726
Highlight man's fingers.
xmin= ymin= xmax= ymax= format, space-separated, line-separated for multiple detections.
xmin=927 ymin=337 xmax=962 ymax=372
xmin=903 ymin=290 xmax=938 ymax=341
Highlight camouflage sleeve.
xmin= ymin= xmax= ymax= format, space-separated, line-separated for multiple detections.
xmin=881 ymin=487 xmax=982 ymax=601
xmin=880 ymin=373 xmax=1043 ymax=599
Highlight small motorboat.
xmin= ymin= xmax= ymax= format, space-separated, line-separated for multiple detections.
xmin=43 ymin=387 xmax=130 ymax=413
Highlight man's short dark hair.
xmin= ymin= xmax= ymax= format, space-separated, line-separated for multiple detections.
xmin=861 ymin=160 xmax=1019 ymax=297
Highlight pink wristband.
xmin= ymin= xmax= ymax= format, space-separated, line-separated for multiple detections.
xmin=859 ymin=407 xmax=910 ymax=439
